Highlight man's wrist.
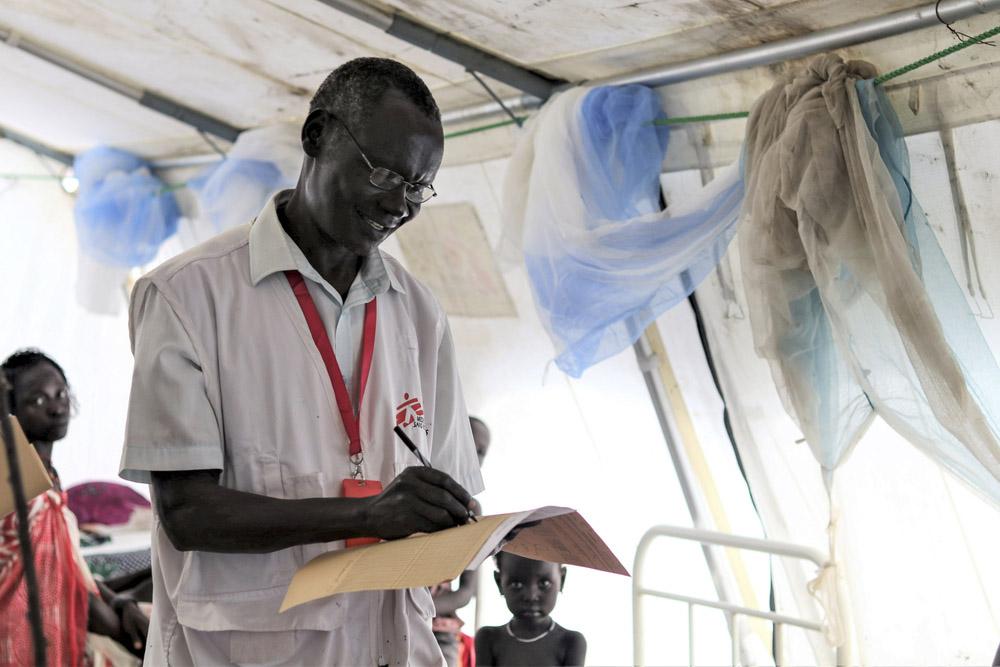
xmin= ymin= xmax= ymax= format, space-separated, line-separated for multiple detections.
xmin=357 ymin=496 xmax=375 ymax=539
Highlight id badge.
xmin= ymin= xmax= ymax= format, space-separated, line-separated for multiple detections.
xmin=342 ymin=478 xmax=383 ymax=548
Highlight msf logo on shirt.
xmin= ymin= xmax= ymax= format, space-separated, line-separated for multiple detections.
xmin=396 ymin=393 xmax=430 ymax=435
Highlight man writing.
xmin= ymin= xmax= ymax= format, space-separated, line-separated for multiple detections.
xmin=120 ymin=58 xmax=483 ymax=665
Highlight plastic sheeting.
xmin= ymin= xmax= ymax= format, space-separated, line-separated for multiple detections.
xmin=503 ymin=85 xmax=744 ymax=377
xmin=73 ymin=147 xmax=179 ymax=267
xmin=740 ymin=54 xmax=1000 ymax=502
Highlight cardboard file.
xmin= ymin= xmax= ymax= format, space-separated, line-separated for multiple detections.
xmin=0 ymin=416 xmax=53 ymax=518
xmin=281 ymin=506 xmax=628 ymax=612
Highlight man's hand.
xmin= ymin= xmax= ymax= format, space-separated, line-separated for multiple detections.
xmin=364 ymin=466 xmax=474 ymax=540
xmin=490 ymin=520 xmax=540 ymax=557
xmin=115 ymin=598 xmax=149 ymax=655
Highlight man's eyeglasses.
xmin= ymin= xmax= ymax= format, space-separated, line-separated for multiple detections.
xmin=329 ymin=112 xmax=437 ymax=205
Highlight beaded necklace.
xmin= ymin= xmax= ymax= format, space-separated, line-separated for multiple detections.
xmin=505 ymin=619 xmax=555 ymax=643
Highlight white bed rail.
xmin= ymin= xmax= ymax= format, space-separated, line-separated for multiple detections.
xmin=633 ymin=524 xmax=831 ymax=667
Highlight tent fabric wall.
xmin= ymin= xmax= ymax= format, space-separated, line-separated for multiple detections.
xmin=0 ymin=141 xmax=139 ymax=492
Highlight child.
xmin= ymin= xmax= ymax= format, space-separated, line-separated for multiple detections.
xmin=475 ymin=552 xmax=586 ymax=666
xmin=432 ymin=416 xmax=492 ymax=667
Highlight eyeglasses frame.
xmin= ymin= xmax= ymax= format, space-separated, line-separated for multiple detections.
xmin=327 ymin=111 xmax=438 ymax=205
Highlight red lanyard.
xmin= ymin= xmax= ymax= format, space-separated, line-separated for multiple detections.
xmin=285 ymin=270 xmax=376 ymax=460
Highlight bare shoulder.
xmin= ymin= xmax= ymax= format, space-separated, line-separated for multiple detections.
xmin=475 ymin=624 xmax=503 ymax=646
xmin=474 ymin=626 xmax=502 ymax=666
xmin=555 ymin=624 xmax=587 ymax=666
xmin=475 ymin=624 xmax=502 ymax=639
xmin=558 ymin=626 xmax=586 ymax=647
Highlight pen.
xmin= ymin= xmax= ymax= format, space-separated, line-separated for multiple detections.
xmin=393 ymin=425 xmax=477 ymax=523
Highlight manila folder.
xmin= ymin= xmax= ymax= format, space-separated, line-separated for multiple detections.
xmin=281 ymin=506 xmax=628 ymax=612
xmin=0 ymin=416 xmax=53 ymax=518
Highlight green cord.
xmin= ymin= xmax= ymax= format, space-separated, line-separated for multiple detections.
xmin=874 ymin=24 xmax=1000 ymax=85
xmin=653 ymin=111 xmax=750 ymax=125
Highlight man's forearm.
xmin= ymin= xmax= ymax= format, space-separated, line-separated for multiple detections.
xmin=153 ymin=471 xmax=370 ymax=553
xmin=87 ymin=593 xmax=120 ymax=636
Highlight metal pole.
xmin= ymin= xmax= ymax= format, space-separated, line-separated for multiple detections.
xmin=0 ymin=26 xmax=242 ymax=141
xmin=0 ymin=381 xmax=47 ymax=666
xmin=314 ymin=0 xmax=563 ymax=100
xmin=637 ymin=588 xmax=825 ymax=632
xmin=688 ymin=602 xmax=695 ymax=667
xmin=731 ymin=612 xmax=741 ymax=667
xmin=441 ymin=95 xmax=541 ymax=125
xmin=774 ymin=622 xmax=785 ymax=667
xmin=0 ymin=125 xmax=73 ymax=166
xmin=633 ymin=544 xmax=645 ymax=667
xmin=473 ymin=566 xmax=484 ymax=632
xmin=598 ymin=0 xmax=1000 ymax=88
xmin=837 ymin=643 xmax=849 ymax=667
xmin=632 ymin=337 xmax=734 ymax=590
xmin=641 ymin=524 xmax=828 ymax=568
xmin=439 ymin=0 xmax=1000 ymax=120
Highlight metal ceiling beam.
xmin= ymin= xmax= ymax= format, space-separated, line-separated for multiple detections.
xmin=440 ymin=94 xmax=541 ymax=125
xmin=599 ymin=0 xmax=1000 ymax=88
xmin=0 ymin=125 xmax=73 ymax=166
xmin=0 ymin=26 xmax=242 ymax=142
xmin=314 ymin=0 xmax=564 ymax=100
xmin=443 ymin=0 xmax=1000 ymax=121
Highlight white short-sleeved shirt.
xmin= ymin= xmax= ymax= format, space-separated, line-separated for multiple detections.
xmin=120 ymin=194 xmax=483 ymax=666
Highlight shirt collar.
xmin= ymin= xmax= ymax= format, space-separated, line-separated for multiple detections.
xmin=248 ymin=193 xmax=406 ymax=299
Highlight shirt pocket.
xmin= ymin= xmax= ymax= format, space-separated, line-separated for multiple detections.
xmin=179 ymin=445 xmax=299 ymax=596
xmin=222 ymin=437 xmax=283 ymax=498
xmin=228 ymin=629 xmax=296 ymax=665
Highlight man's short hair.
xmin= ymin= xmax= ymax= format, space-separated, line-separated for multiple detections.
xmin=310 ymin=58 xmax=441 ymax=130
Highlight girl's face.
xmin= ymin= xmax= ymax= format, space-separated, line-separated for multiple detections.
xmin=13 ymin=362 xmax=71 ymax=443
xmin=495 ymin=554 xmax=565 ymax=620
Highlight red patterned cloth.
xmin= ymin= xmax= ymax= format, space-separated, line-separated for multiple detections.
xmin=66 ymin=482 xmax=150 ymax=526
xmin=459 ymin=631 xmax=475 ymax=667
xmin=0 ymin=490 xmax=94 ymax=666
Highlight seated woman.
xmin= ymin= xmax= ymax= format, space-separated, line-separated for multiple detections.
xmin=0 ymin=349 xmax=147 ymax=665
